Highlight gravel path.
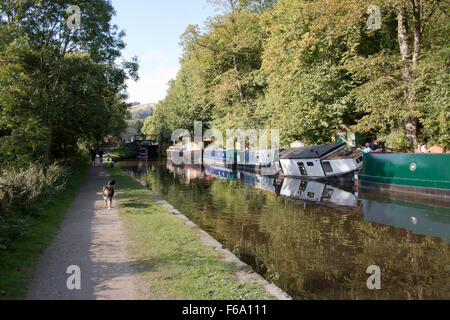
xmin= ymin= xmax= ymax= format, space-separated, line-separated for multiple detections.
xmin=26 ymin=165 xmax=137 ymax=300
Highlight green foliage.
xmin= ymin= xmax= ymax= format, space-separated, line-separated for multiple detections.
xmin=149 ymin=0 xmax=448 ymax=152
xmin=379 ymin=129 xmax=410 ymax=152
xmin=0 ymin=163 xmax=73 ymax=217
xmin=0 ymin=0 xmax=138 ymax=166
xmin=414 ymin=45 xmax=450 ymax=149
xmin=0 ymin=162 xmax=74 ymax=251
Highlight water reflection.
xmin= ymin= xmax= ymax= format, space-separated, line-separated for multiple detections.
xmin=361 ymin=196 xmax=450 ymax=239
xmin=121 ymin=160 xmax=450 ymax=300
xmin=279 ymin=178 xmax=358 ymax=208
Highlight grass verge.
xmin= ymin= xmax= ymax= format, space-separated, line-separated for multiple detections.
xmin=107 ymin=167 xmax=274 ymax=300
xmin=0 ymin=164 xmax=88 ymax=300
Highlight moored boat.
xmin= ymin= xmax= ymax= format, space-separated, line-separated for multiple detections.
xmin=357 ymin=152 xmax=450 ymax=199
xmin=203 ymin=148 xmax=237 ymax=169
xmin=279 ymin=143 xmax=363 ymax=180
xmin=137 ymin=147 xmax=148 ymax=159
xmin=236 ymin=149 xmax=283 ymax=174
xmin=166 ymin=141 xmax=203 ymax=166
xmin=166 ymin=145 xmax=183 ymax=162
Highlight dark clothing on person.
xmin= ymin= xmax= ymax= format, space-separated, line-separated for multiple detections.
xmin=89 ymin=149 xmax=97 ymax=164
xmin=98 ymin=149 xmax=104 ymax=163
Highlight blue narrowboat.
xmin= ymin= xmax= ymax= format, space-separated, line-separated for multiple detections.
xmin=203 ymin=149 xmax=237 ymax=169
xmin=236 ymin=149 xmax=283 ymax=175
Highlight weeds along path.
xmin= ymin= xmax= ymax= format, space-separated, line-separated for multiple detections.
xmin=26 ymin=165 xmax=137 ymax=300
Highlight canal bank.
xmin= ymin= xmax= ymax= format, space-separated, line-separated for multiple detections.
xmin=106 ymin=167 xmax=290 ymax=300
xmin=119 ymin=160 xmax=450 ymax=300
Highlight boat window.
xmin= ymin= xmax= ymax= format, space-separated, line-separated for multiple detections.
xmin=322 ymin=161 xmax=333 ymax=173
xmin=307 ymin=162 xmax=314 ymax=167
xmin=356 ymin=156 xmax=363 ymax=164
xmin=297 ymin=162 xmax=307 ymax=176
xmin=299 ymin=181 xmax=307 ymax=191
xmin=322 ymin=188 xmax=333 ymax=199
xmin=307 ymin=192 xmax=315 ymax=198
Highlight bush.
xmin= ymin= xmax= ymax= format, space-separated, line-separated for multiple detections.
xmin=0 ymin=216 xmax=29 ymax=250
xmin=0 ymin=163 xmax=73 ymax=217
xmin=0 ymin=163 xmax=73 ymax=250
xmin=380 ymin=129 xmax=411 ymax=152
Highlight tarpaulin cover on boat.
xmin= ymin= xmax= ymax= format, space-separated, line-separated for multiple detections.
xmin=280 ymin=143 xmax=346 ymax=160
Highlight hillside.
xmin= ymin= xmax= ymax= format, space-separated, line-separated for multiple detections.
xmin=130 ymin=103 xmax=156 ymax=120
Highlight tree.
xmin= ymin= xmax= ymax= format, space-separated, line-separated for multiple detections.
xmin=392 ymin=0 xmax=444 ymax=149
xmin=0 ymin=0 xmax=138 ymax=166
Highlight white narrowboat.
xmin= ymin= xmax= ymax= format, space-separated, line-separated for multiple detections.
xmin=279 ymin=143 xmax=363 ymax=179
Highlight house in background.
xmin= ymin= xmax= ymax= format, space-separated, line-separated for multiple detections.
xmin=121 ymin=125 xmax=139 ymax=143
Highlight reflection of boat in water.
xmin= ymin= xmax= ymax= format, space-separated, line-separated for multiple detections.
xmin=279 ymin=178 xmax=358 ymax=208
xmin=203 ymin=165 xmax=237 ymax=180
xmin=237 ymin=171 xmax=276 ymax=193
xmin=166 ymin=161 xmax=204 ymax=183
xmin=361 ymin=195 xmax=450 ymax=239
xmin=279 ymin=143 xmax=363 ymax=180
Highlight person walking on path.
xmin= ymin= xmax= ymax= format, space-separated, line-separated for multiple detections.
xmin=89 ymin=148 xmax=97 ymax=166
xmin=98 ymin=148 xmax=104 ymax=164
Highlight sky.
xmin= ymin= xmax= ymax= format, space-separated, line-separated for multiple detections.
xmin=110 ymin=0 xmax=217 ymax=105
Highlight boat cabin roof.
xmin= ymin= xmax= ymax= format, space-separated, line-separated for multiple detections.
xmin=280 ymin=143 xmax=346 ymax=160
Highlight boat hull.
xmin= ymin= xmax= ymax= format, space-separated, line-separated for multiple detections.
xmin=203 ymin=149 xmax=236 ymax=169
xmin=280 ymin=157 xmax=362 ymax=180
xmin=358 ymin=153 xmax=450 ymax=198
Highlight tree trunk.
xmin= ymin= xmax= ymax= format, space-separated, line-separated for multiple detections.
xmin=44 ymin=119 xmax=53 ymax=163
xmin=229 ymin=2 xmax=245 ymax=103
xmin=397 ymin=4 xmax=417 ymax=149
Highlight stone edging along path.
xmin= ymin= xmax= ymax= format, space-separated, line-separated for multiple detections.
xmin=126 ymin=172 xmax=293 ymax=301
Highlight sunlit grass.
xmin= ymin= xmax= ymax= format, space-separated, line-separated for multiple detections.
xmin=108 ymin=167 xmax=274 ymax=300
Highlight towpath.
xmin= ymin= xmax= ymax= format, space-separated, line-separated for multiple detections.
xmin=26 ymin=164 xmax=137 ymax=300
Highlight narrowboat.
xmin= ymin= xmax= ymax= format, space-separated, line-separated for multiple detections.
xmin=236 ymin=149 xmax=283 ymax=175
xmin=279 ymin=178 xmax=358 ymax=208
xmin=357 ymin=152 xmax=450 ymax=199
xmin=137 ymin=147 xmax=148 ymax=159
xmin=279 ymin=143 xmax=363 ymax=180
xmin=203 ymin=148 xmax=237 ymax=169
xmin=166 ymin=145 xmax=183 ymax=162
xmin=166 ymin=139 xmax=203 ymax=166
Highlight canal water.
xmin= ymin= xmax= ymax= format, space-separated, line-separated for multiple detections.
xmin=119 ymin=160 xmax=450 ymax=300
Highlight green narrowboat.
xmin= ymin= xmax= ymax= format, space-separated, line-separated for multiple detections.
xmin=357 ymin=153 xmax=450 ymax=199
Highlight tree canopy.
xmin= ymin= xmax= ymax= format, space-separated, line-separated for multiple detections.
xmin=0 ymin=0 xmax=139 ymax=167
xmin=144 ymin=0 xmax=448 ymax=152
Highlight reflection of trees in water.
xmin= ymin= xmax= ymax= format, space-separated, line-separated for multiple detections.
xmin=135 ymin=164 xmax=449 ymax=300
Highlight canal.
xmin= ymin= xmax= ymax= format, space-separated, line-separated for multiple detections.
xmin=119 ymin=160 xmax=450 ymax=300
